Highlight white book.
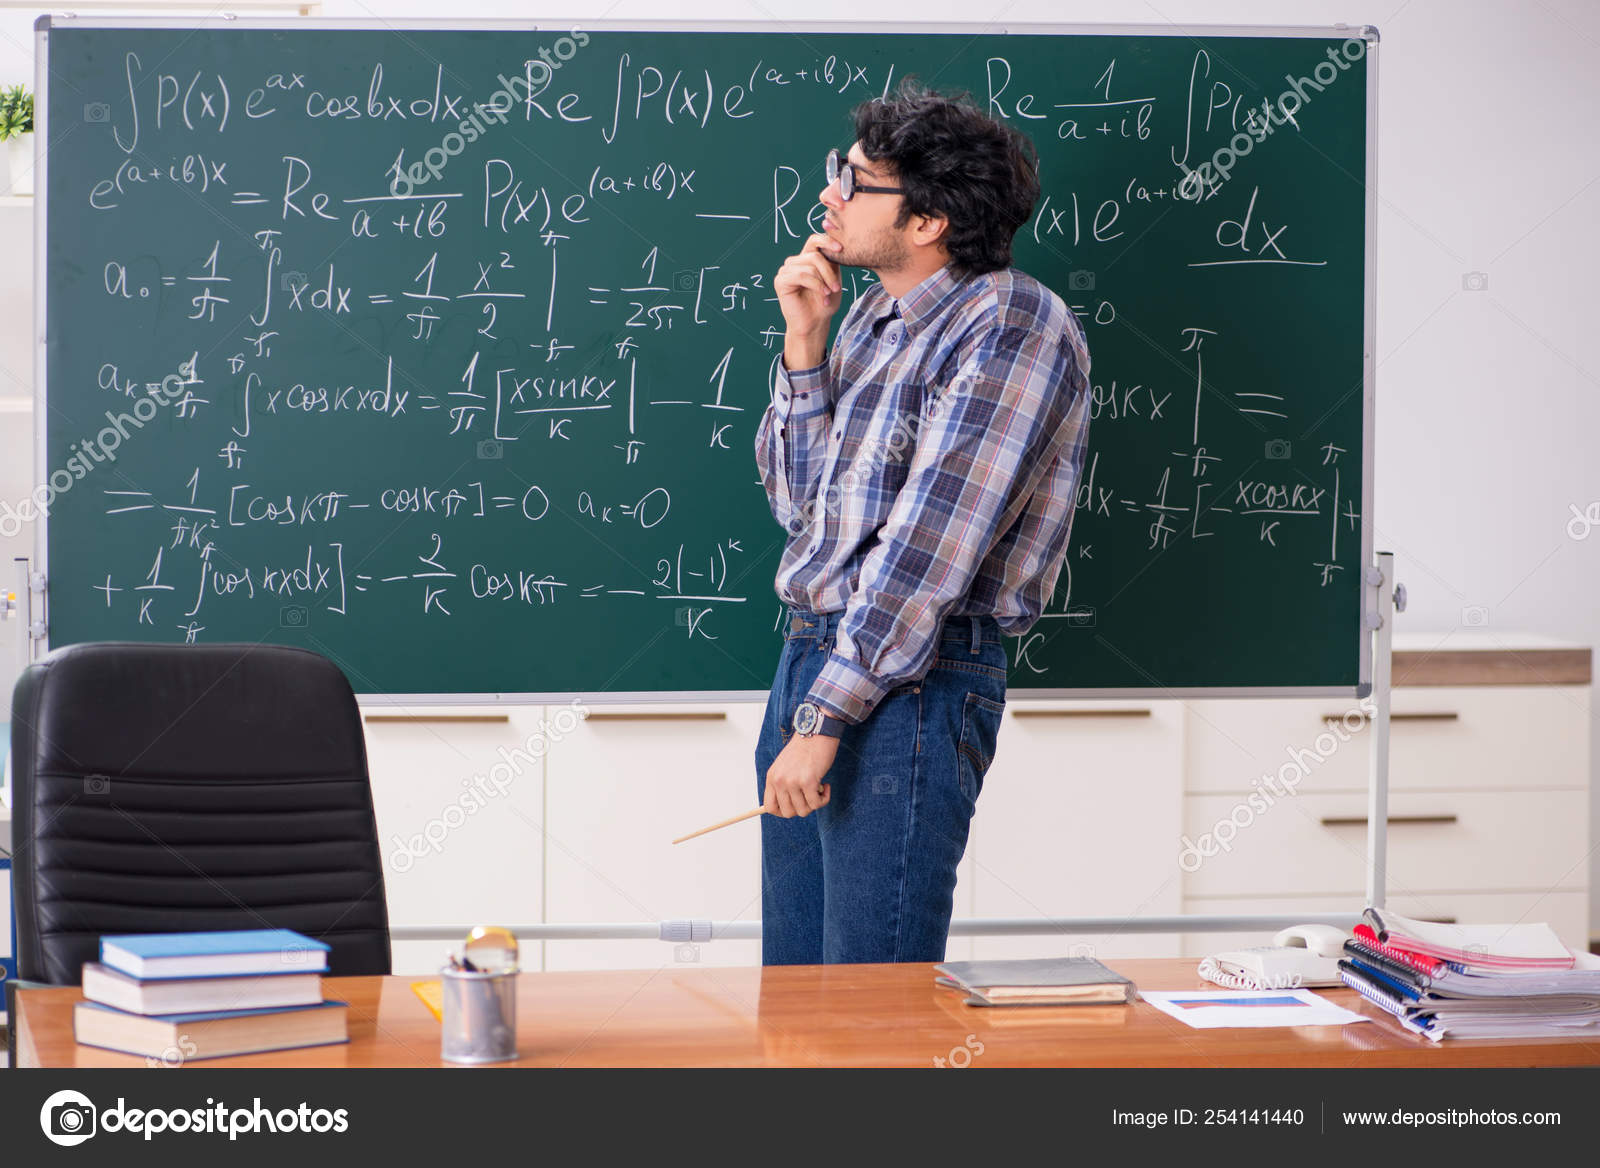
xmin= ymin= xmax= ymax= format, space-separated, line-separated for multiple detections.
xmin=1364 ymin=908 xmax=1572 ymax=966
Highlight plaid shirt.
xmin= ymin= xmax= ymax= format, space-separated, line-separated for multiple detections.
xmin=756 ymin=262 xmax=1092 ymax=725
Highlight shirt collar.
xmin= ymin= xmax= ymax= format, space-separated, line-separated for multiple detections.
xmin=883 ymin=264 xmax=970 ymax=338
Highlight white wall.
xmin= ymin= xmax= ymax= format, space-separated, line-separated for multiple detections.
xmin=1 ymin=0 xmax=1597 ymax=934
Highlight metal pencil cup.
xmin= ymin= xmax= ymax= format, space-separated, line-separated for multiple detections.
xmin=440 ymin=965 xmax=520 ymax=1064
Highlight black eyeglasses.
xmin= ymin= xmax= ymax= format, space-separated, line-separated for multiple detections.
xmin=826 ymin=148 xmax=904 ymax=201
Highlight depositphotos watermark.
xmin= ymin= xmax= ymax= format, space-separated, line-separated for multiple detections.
xmin=780 ymin=376 xmax=976 ymax=538
xmin=1567 ymin=501 xmax=1600 ymax=540
xmin=387 ymin=30 xmax=589 ymax=198
xmin=1176 ymin=35 xmax=1368 ymax=198
xmin=1178 ymin=696 xmax=1377 ymax=872
xmin=0 ymin=362 xmax=198 ymax=538
xmin=40 ymin=1089 xmax=348 ymax=1145
xmin=146 ymin=1037 xmax=198 ymax=1069
xmin=933 ymin=1034 xmax=985 ymax=1068
xmin=387 ymin=699 xmax=587 ymax=871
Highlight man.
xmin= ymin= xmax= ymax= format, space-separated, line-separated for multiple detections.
xmin=754 ymin=83 xmax=1092 ymax=966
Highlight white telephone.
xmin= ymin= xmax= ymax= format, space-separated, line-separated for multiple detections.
xmin=1196 ymin=924 xmax=1351 ymax=990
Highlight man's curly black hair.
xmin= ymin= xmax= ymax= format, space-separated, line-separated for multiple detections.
xmin=850 ymin=80 xmax=1040 ymax=276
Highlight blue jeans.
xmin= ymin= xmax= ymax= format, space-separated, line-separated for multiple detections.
xmin=756 ymin=606 xmax=1008 ymax=965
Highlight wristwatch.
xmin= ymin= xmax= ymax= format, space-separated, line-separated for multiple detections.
xmin=792 ymin=701 xmax=845 ymax=739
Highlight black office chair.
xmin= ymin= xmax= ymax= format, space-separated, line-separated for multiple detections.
xmin=9 ymin=642 xmax=391 ymax=984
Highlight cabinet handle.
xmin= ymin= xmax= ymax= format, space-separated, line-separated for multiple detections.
xmin=1319 ymin=711 xmax=1459 ymax=724
xmin=365 ymin=714 xmax=510 ymax=724
xmin=1010 ymin=708 xmax=1152 ymax=719
xmin=1320 ymin=814 xmax=1458 ymax=827
xmin=583 ymin=711 xmax=728 ymax=722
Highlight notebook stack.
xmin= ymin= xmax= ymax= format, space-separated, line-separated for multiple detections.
xmin=73 ymin=929 xmax=348 ymax=1061
xmin=934 ymin=956 xmax=1138 ymax=1007
xmin=1337 ymin=907 xmax=1600 ymax=1042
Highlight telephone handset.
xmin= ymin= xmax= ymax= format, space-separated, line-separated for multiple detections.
xmin=1196 ymin=924 xmax=1351 ymax=990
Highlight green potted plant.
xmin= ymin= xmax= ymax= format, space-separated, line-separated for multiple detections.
xmin=1 ymin=84 xmax=34 ymax=197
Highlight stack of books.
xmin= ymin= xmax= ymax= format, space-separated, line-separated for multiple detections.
xmin=934 ymin=956 xmax=1137 ymax=1007
xmin=1338 ymin=907 xmax=1600 ymax=1042
xmin=73 ymin=929 xmax=348 ymax=1061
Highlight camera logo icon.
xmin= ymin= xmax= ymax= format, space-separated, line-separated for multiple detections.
xmin=1068 ymin=269 xmax=1095 ymax=291
xmin=1461 ymin=605 xmax=1490 ymax=627
xmin=83 ymin=103 xmax=110 ymax=123
xmin=673 ymin=943 xmax=700 ymax=963
xmin=476 ymin=439 xmax=503 ymax=460
xmin=41 ymin=1090 xmax=97 ymax=1146
xmin=279 ymin=270 xmax=308 ymax=292
xmin=1461 ymin=271 xmax=1488 ymax=292
xmin=280 ymin=604 xmax=309 ymax=628
xmin=672 ymin=270 xmax=698 ymax=292
xmin=1264 ymin=439 xmax=1291 ymax=460
xmin=84 ymin=774 xmax=111 ymax=796
xmin=1065 ymin=606 xmax=1096 ymax=628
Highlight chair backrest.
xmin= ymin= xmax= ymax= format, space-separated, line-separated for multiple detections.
xmin=10 ymin=642 xmax=391 ymax=984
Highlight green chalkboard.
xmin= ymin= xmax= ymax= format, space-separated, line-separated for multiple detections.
xmin=36 ymin=20 xmax=1374 ymax=698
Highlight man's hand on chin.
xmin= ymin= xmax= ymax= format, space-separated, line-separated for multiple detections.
xmin=763 ymin=734 xmax=840 ymax=818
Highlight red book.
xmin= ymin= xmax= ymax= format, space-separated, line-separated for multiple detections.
xmin=1354 ymin=924 xmax=1444 ymax=976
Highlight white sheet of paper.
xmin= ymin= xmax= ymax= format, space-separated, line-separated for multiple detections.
xmin=1142 ymin=988 xmax=1374 ymax=1029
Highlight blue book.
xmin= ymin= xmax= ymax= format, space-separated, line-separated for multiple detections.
xmin=74 ymin=999 xmax=348 ymax=1061
xmin=99 ymin=929 xmax=330 ymax=979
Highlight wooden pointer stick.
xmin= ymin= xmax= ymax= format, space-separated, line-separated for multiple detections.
xmin=673 ymin=783 xmax=831 ymax=844
xmin=673 ymin=806 xmax=764 ymax=845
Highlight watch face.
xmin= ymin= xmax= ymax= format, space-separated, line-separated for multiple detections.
xmin=793 ymin=702 xmax=819 ymax=736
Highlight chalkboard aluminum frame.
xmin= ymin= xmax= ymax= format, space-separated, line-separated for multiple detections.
xmin=31 ymin=18 xmax=1378 ymax=706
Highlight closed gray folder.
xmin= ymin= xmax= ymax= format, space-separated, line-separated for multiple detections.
xmin=934 ymin=957 xmax=1137 ymax=1006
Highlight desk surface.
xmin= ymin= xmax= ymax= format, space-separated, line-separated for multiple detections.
xmin=15 ymin=959 xmax=1600 ymax=1068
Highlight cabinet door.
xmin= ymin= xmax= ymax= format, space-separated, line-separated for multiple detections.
xmin=363 ymin=706 xmax=548 ymax=975
xmin=1185 ymin=687 xmax=1591 ymax=794
xmin=543 ymin=704 xmax=765 ymax=971
xmin=967 ymin=700 xmax=1186 ymax=960
xmin=1182 ymin=790 xmax=1590 ymax=900
xmin=543 ymin=703 xmax=976 ymax=969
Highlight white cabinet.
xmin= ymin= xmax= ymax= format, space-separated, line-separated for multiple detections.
xmin=362 ymin=706 xmax=549 ymax=975
xmin=1185 ymin=686 xmax=1591 ymax=794
xmin=542 ymin=704 xmax=765 ymax=971
xmin=354 ymin=644 xmax=1592 ymax=973
xmin=963 ymin=701 xmax=1186 ymax=961
xmin=1180 ymin=666 xmax=1591 ymax=956
xmin=1181 ymin=789 xmax=1589 ymax=900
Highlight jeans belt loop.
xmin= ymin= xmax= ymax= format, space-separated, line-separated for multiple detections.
xmin=970 ymin=615 xmax=981 ymax=655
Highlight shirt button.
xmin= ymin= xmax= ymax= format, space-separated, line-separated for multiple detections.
xmin=833 ymin=429 xmax=842 ymax=440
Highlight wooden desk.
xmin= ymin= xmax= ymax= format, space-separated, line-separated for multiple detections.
xmin=15 ymin=959 xmax=1600 ymax=1067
